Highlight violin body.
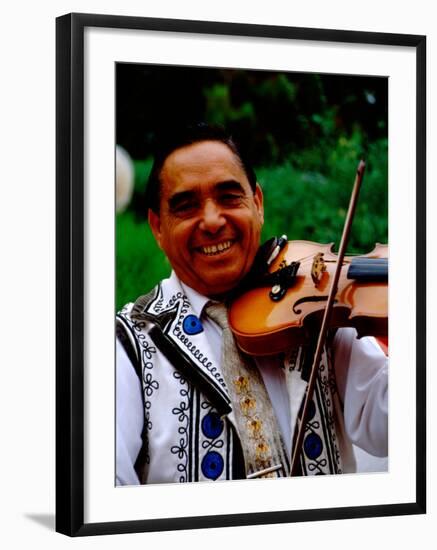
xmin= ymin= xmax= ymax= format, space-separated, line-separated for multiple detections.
xmin=229 ymin=240 xmax=388 ymax=356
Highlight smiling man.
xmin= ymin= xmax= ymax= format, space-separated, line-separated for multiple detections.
xmin=148 ymin=138 xmax=264 ymax=298
xmin=116 ymin=123 xmax=388 ymax=485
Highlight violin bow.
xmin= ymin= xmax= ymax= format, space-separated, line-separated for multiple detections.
xmin=290 ymin=159 xmax=366 ymax=476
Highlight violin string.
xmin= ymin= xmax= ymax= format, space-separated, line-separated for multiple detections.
xmin=290 ymin=254 xmax=350 ymax=266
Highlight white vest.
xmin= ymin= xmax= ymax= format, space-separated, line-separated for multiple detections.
xmin=117 ymin=274 xmax=351 ymax=483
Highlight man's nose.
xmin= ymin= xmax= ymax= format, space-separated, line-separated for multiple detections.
xmin=199 ymin=200 xmax=226 ymax=233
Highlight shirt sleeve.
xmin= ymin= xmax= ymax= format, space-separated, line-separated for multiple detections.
xmin=116 ymin=338 xmax=144 ymax=485
xmin=333 ymin=328 xmax=388 ymax=457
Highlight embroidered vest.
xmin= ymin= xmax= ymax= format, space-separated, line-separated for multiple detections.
xmin=116 ymin=278 xmax=353 ymax=483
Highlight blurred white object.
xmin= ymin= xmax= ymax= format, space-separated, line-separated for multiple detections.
xmin=116 ymin=145 xmax=134 ymax=213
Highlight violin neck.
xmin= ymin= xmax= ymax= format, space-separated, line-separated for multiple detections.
xmin=347 ymin=257 xmax=388 ymax=282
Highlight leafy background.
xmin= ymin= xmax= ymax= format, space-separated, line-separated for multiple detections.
xmin=116 ymin=65 xmax=388 ymax=310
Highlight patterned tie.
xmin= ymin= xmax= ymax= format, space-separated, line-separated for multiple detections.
xmin=205 ymin=301 xmax=289 ymax=478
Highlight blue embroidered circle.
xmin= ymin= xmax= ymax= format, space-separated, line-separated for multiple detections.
xmin=183 ymin=315 xmax=204 ymax=335
xmin=304 ymin=432 xmax=323 ymax=460
xmin=201 ymin=412 xmax=224 ymax=439
xmin=201 ymin=451 xmax=224 ymax=480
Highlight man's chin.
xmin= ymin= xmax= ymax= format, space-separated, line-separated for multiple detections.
xmin=199 ymin=272 xmax=246 ymax=299
xmin=192 ymin=277 xmax=235 ymax=298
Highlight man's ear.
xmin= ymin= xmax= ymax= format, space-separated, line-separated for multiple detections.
xmin=254 ymin=183 xmax=264 ymax=225
xmin=148 ymin=209 xmax=163 ymax=249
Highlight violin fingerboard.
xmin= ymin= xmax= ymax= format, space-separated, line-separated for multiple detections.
xmin=347 ymin=258 xmax=388 ymax=281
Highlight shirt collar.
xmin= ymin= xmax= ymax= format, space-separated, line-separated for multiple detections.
xmin=179 ymin=277 xmax=212 ymax=318
xmin=180 ymin=281 xmax=210 ymax=318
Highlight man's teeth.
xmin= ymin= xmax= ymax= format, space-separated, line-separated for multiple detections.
xmin=201 ymin=240 xmax=233 ymax=255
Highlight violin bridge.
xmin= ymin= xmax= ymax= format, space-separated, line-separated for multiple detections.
xmin=311 ymin=253 xmax=327 ymax=286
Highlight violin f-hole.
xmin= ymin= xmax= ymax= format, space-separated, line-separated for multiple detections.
xmin=292 ymin=295 xmax=335 ymax=314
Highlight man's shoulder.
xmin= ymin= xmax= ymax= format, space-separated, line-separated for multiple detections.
xmin=115 ymin=282 xmax=166 ymax=370
xmin=115 ymin=273 xmax=197 ymax=372
xmin=117 ymin=272 xmax=190 ymax=322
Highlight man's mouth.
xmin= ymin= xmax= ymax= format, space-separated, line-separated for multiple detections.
xmin=196 ymin=239 xmax=235 ymax=256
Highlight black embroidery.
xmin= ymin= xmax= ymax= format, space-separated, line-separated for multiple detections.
xmin=316 ymin=350 xmax=342 ymax=473
xmin=148 ymin=325 xmax=231 ymax=416
xmin=118 ymin=308 xmax=159 ymax=472
xmin=143 ymin=371 xmax=159 ymax=397
xmin=295 ymin=342 xmax=343 ymax=476
xmin=168 ymin=295 xmax=227 ymax=390
xmin=171 ymin=371 xmax=191 ymax=482
xmin=286 ymin=347 xmax=300 ymax=372
xmin=131 ymin=321 xmax=159 ymax=465
xmin=134 ymin=290 xmax=228 ymax=392
xmin=168 ymin=291 xmax=187 ymax=310
xmin=150 ymin=283 xmax=165 ymax=313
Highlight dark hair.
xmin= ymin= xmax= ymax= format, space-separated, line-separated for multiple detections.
xmin=145 ymin=123 xmax=257 ymax=214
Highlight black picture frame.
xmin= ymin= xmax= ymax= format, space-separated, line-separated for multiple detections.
xmin=56 ymin=12 xmax=426 ymax=537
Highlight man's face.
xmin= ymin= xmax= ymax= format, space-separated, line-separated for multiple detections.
xmin=148 ymin=140 xmax=264 ymax=298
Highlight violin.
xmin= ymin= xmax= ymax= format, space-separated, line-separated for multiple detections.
xmin=229 ymin=160 xmax=388 ymax=474
xmin=228 ymin=239 xmax=388 ymax=356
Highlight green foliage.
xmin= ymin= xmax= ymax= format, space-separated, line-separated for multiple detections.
xmin=116 ymin=68 xmax=388 ymax=310
xmin=116 ymin=212 xmax=170 ymax=310
xmin=133 ymin=158 xmax=153 ymax=194
xmin=259 ymin=136 xmax=388 ymax=254
xmin=204 ymin=84 xmax=255 ymax=127
xmin=117 ymin=65 xmax=388 ymax=165
xmin=116 ymin=137 xmax=387 ymax=311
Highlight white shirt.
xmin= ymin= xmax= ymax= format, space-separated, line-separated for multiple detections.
xmin=116 ymin=281 xmax=388 ymax=484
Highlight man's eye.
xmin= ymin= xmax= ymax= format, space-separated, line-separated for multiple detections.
xmin=220 ymin=193 xmax=243 ymax=204
xmin=171 ymin=201 xmax=197 ymax=214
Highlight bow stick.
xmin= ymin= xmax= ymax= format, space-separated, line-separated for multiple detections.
xmin=290 ymin=159 xmax=366 ymax=476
